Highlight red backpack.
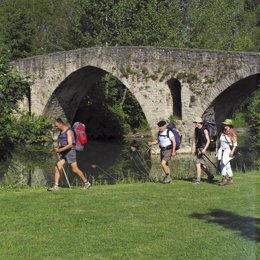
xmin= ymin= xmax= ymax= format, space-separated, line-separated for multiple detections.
xmin=72 ymin=122 xmax=87 ymax=151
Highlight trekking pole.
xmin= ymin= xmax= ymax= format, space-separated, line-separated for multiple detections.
xmin=56 ymin=153 xmax=71 ymax=189
xmin=201 ymin=152 xmax=218 ymax=169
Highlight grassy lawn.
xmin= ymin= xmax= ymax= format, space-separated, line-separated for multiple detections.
xmin=0 ymin=172 xmax=259 ymax=260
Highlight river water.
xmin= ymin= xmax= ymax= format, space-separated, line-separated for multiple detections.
xmin=0 ymin=134 xmax=257 ymax=187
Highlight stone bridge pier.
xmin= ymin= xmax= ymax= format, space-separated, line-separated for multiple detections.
xmin=14 ymin=47 xmax=260 ymax=144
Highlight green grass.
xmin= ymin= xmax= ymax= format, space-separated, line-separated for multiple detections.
xmin=0 ymin=172 xmax=259 ymax=260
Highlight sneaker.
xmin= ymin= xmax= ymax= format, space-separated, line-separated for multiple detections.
xmin=163 ymin=175 xmax=172 ymax=184
xmin=47 ymin=185 xmax=59 ymax=192
xmin=193 ymin=180 xmax=201 ymax=185
xmin=83 ymin=182 xmax=91 ymax=190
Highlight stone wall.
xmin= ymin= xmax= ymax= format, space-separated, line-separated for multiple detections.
xmin=14 ymin=47 xmax=260 ymax=143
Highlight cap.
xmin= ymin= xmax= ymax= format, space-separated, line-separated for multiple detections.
xmin=193 ymin=117 xmax=203 ymax=123
xmin=157 ymin=120 xmax=167 ymax=127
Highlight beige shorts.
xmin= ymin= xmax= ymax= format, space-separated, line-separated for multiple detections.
xmin=195 ymin=149 xmax=207 ymax=165
xmin=160 ymin=149 xmax=172 ymax=162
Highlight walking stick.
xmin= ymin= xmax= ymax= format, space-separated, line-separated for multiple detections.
xmin=56 ymin=153 xmax=71 ymax=189
xmin=202 ymin=152 xmax=218 ymax=169
xmin=198 ymin=148 xmax=218 ymax=169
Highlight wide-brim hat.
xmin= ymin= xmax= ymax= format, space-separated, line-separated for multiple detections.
xmin=193 ymin=117 xmax=203 ymax=123
xmin=222 ymin=119 xmax=233 ymax=126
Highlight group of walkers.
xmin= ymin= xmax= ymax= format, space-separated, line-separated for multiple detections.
xmin=149 ymin=118 xmax=237 ymax=185
xmin=48 ymin=116 xmax=237 ymax=191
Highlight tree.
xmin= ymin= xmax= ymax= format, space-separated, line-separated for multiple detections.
xmin=0 ymin=0 xmax=79 ymax=58
xmin=0 ymin=47 xmax=30 ymax=148
xmin=0 ymin=47 xmax=52 ymax=158
xmin=182 ymin=0 xmax=259 ymax=51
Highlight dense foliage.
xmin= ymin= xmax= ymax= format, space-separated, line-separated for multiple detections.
xmin=0 ymin=49 xmax=52 ymax=159
xmin=0 ymin=0 xmax=258 ymax=55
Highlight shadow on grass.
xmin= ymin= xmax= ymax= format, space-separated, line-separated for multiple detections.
xmin=190 ymin=209 xmax=260 ymax=242
xmin=180 ymin=177 xmax=219 ymax=185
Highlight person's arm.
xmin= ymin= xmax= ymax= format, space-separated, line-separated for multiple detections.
xmin=230 ymin=134 xmax=237 ymax=157
xmin=54 ymin=130 xmax=73 ymax=153
xmin=148 ymin=139 xmax=159 ymax=146
xmin=170 ymin=136 xmax=176 ymax=157
xmin=191 ymin=132 xmax=196 ymax=155
xmin=201 ymin=129 xmax=210 ymax=154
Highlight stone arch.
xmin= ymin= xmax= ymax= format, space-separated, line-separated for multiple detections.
xmin=167 ymin=78 xmax=182 ymax=120
xmin=43 ymin=65 xmax=150 ymax=129
xmin=203 ymin=73 xmax=260 ymax=125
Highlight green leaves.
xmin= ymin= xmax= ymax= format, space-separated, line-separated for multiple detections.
xmin=0 ymin=48 xmax=52 ymax=149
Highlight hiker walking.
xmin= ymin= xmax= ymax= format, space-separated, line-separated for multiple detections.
xmin=191 ymin=117 xmax=215 ymax=184
xmin=148 ymin=120 xmax=176 ymax=184
xmin=48 ymin=117 xmax=91 ymax=191
xmin=217 ymin=119 xmax=237 ymax=185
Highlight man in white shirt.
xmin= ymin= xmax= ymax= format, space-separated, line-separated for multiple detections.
xmin=148 ymin=120 xmax=176 ymax=183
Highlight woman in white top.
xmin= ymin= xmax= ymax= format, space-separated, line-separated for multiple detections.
xmin=217 ymin=119 xmax=237 ymax=185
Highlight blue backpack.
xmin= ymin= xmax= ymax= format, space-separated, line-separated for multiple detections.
xmin=167 ymin=123 xmax=182 ymax=150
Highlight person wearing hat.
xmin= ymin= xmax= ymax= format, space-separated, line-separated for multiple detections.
xmin=148 ymin=120 xmax=176 ymax=184
xmin=217 ymin=119 xmax=237 ymax=185
xmin=191 ymin=117 xmax=215 ymax=184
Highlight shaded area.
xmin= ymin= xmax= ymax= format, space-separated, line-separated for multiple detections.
xmin=43 ymin=66 xmax=106 ymax=123
xmin=167 ymin=78 xmax=182 ymax=119
xmin=190 ymin=209 xmax=260 ymax=242
xmin=43 ymin=66 xmax=149 ymax=140
xmin=203 ymin=74 xmax=260 ymax=125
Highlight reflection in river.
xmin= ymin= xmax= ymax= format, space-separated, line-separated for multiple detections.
xmin=0 ymin=134 xmax=257 ymax=187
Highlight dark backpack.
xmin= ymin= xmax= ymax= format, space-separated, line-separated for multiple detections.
xmin=72 ymin=122 xmax=87 ymax=151
xmin=203 ymin=121 xmax=217 ymax=151
xmin=158 ymin=123 xmax=182 ymax=150
xmin=167 ymin=123 xmax=182 ymax=150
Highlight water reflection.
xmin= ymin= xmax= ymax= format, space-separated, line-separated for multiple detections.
xmin=0 ymin=134 xmax=257 ymax=187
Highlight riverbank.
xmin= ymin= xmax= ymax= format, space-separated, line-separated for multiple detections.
xmin=0 ymin=171 xmax=258 ymax=260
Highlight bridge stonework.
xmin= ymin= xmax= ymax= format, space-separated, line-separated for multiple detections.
xmin=14 ymin=47 xmax=260 ymax=143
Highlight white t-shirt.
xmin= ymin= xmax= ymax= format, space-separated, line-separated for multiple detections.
xmin=158 ymin=129 xmax=174 ymax=148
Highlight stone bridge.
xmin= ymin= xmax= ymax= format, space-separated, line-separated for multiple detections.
xmin=14 ymin=47 xmax=260 ymax=142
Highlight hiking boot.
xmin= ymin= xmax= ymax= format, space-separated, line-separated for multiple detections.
xmin=83 ymin=181 xmax=91 ymax=190
xmin=207 ymin=175 xmax=215 ymax=183
xmin=226 ymin=178 xmax=233 ymax=185
xmin=219 ymin=178 xmax=228 ymax=186
xmin=47 ymin=185 xmax=59 ymax=192
xmin=163 ymin=175 xmax=172 ymax=184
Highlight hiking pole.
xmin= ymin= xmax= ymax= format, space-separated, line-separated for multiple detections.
xmin=56 ymin=153 xmax=71 ymax=189
xmin=201 ymin=152 xmax=218 ymax=169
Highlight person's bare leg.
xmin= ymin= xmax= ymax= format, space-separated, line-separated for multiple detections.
xmin=161 ymin=160 xmax=170 ymax=175
xmin=195 ymin=163 xmax=201 ymax=182
xmin=161 ymin=160 xmax=172 ymax=183
xmin=54 ymin=159 xmax=65 ymax=185
xmin=70 ymin=163 xmax=91 ymax=189
xmin=70 ymin=163 xmax=87 ymax=181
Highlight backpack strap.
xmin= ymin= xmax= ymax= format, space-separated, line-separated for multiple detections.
xmin=166 ymin=129 xmax=173 ymax=139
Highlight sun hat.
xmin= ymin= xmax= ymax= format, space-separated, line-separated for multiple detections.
xmin=193 ymin=117 xmax=203 ymax=123
xmin=222 ymin=119 xmax=233 ymax=126
xmin=157 ymin=120 xmax=167 ymax=127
